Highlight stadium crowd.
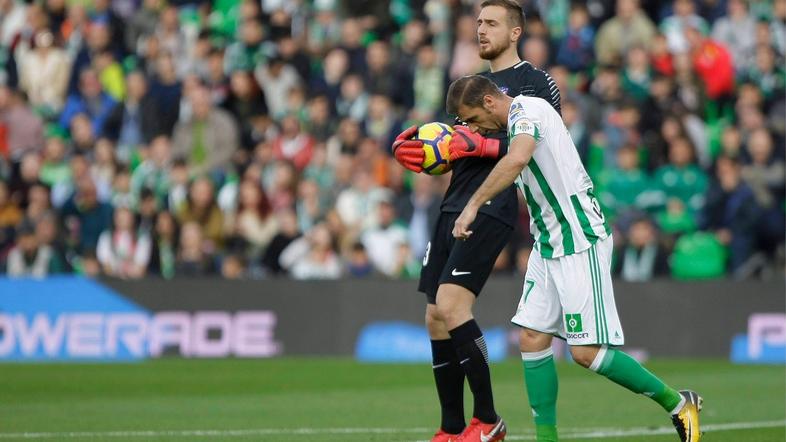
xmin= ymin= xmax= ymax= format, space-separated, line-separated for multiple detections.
xmin=0 ymin=0 xmax=783 ymax=281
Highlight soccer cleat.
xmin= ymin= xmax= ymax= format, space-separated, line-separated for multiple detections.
xmin=431 ymin=429 xmax=461 ymax=442
xmin=671 ymin=390 xmax=703 ymax=442
xmin=456 ymin=416 xmax=506 ymax=442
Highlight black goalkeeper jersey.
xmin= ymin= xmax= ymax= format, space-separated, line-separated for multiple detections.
xmin=440 ymin=61 xmax=562 ymax=227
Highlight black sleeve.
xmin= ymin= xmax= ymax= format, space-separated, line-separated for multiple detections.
xmin=529 ymin=69 xmax=562 ymax=115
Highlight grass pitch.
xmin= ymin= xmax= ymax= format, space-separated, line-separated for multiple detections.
xmin=1 ymin=358 xmax=784 ymax=441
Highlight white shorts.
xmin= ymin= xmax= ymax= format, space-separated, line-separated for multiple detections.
xmin=512 ymin=235 xmax=625 ymax=346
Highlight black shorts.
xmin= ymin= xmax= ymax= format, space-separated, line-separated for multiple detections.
xmin=418 ymin=212 xmax=513 ymax=304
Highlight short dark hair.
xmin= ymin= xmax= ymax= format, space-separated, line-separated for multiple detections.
xmin=480 ymin=0 xmax=525 ymax=30
xmin=446 ymin=75 xmax=504 ymax=116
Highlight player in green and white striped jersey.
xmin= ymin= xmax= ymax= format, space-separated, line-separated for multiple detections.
xmin=446 ymin=75 xmax=702 ymax=442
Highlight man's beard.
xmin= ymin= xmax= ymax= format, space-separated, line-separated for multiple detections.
xmin=479 ymin=41 xmax=510 ymax=60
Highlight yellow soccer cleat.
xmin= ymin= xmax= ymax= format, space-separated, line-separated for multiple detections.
xmin=671 ymin=390 xmax=703 ymax=441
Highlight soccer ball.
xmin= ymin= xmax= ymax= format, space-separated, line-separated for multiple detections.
xmin=417 ymin=122 xmax=454 ymax=175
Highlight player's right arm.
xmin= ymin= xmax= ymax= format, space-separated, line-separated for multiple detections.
xmin=452 ymin=132 xmax=536 ymax=239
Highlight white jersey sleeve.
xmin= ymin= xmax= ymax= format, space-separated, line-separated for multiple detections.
xmin=508 ymin=95 xmax=610 ymax=259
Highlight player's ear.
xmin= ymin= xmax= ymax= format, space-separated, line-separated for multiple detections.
xmin=510 ymin=25 xmax=522 ymax=43
xmin=483 ymin=94 xmax=496 ymax=112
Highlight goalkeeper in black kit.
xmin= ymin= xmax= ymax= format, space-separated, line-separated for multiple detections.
xmin=390 ymin=1 xmax=561 ymax=441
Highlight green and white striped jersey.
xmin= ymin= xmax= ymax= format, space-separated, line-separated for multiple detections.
xmin=508 ymin=95 xmax=611 ymax=259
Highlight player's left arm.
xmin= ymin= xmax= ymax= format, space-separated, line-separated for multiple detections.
xmin=452 ymin=133 xmax=536 ymax=239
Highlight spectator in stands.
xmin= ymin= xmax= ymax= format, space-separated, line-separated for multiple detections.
xmin=60 ymin=176 xmax=113 ymax=254
xmin=685 ymin=24 xmax=735 ymax=102
xmin=220 ymin=253 xmax=247 ymax=279
xmin=0 ymin=86 xmax=44 ymax=164
xmin=661 ymin=0 xmax=709 ymax=55
xmin=620 ymin=46 xmax=653 ymax=103
xmin=271 ymin=114 xmax=315 ymax=171
xmin=16 ymin=30 xmax=71 ymax=114
xmin=39 ymin=136 xmax=71 ymax=190
xmin=59 ymin=68 xmax=116 ymax=138
xmin=147 ymin=210 xmax=178 ymax=279
xmin=24 ymin=181 xmax=52 ymax=225
xmin=346 ymin=241 xmax=375 ymax=278
xmin=175 ymin=221 xmax=216 ymax=276
xmin=104 ymin=70 xmax=161 ymax=162
xmin=130 ymin=135 xmax=172 ymax=205
xmin=35 ymin=210 xmax=69 ymax=272
xmin=255 ymin=55 xmax=301 ymax=119
xmin=0 ymin=0 xmax=27 ymax=50
xmin=412 ymin=42 xmax=445 ymax=121
xmin=595 ymin=0 xmax=657 ymax=65
xmin=742 ymin=129 xmax=785 ymax=211
xmin=743 ymin=44 xmax=786 ymax=105
xmin=93 ymin=138 xmax=118 ymax=193
xmin=136 ymin=188 xmax=158 ymax=234
xmin=279 ymin=222 xmax=342 ymax=279
xmin=4 ymin=219 xmax=65 ymax=277
xmin=0 ymin=179 xmax=22 ymax=252
xmin=617 ymin=216 xmax=670 ymax=282
xmin=125 ymin=0 xmax=161 ymax=53
xmin=295 ymin=179 xmax=325 ymax=233
xmin=521 ymin=37 xmax=550 ymax=70
xmin=556 ymin=4 xmax=595 ymax=72
xmin=266 ymin=160 xmax=297 ymax=211
xmin=148 ymin=53 xmax=181 ymax=135
xmin=172 ymin=86 xmax=239 ymax=179
xmin=397 ymin=173 xmax=440 ymax=260
xmin=335 ymin=73 xmax=368 ymax=122
xmin=741 ymin=128 xmax=786 ymax=260
xmin=225 ymin=178 xmax=278 ymax=261
xmin=262 ymin=208 xmax=300 ymax=276
xmin=361 ymin=196 xmax=408 ymax=277
xmin=450 ymin=15 xmax=484 ymax=80
xmin=701 ymin=155 xmax=761 ymax=276
xmin=305 ymin=95 xmax=336 ymax=144
xmin=93 ymin=49 xmax=125 ymax=102
xmin=176 ymin=176 xmax=224 ymax=251
xmin=8 ymin=152 xmax=42 ymax=208
xmin=364 ymin=94 xmax=403 ymax=151
xmin=335 ymin=169 xmax=388 ymax=235
xmin=598 ymin=144 xmax=651 ymax=220
xmin=711 ymin=0 xmax=757 ymax=72
xmin=154 ymin=6 xmax=187 ymax=65
xmin=225 ymin=18 xmax=274 ymax=74
xmin=561 ymin=99 xmax=591 ymax=163
xmin=224 ymin=70 xmax=268 ymax=149
xmin=652 ymin=136 xmax=708 ymax=216
xmin=97 ymin=205 xmax=151 ymax=279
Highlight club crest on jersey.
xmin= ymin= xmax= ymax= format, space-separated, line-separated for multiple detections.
xmin=499 ymin=86 xmax=509 ymax=94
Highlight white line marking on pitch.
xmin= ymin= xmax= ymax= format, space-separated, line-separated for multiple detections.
xmin=0 ymin=420 xmax=783 ymax=440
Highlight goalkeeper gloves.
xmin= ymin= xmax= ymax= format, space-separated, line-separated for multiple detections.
xmin=392 ymin=125 xmax=425 ymax=173
xmin=447 ymin=126 xmax=501 ymax=162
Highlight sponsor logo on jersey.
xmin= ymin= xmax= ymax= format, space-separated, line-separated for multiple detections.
xmin=565 ymin=313 xmax=583 ymax=332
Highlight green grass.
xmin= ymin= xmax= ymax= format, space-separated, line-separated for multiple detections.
xmin=0 ymin=359 xmax=784 ymax=441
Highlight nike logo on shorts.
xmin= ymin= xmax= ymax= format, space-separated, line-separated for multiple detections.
xmin=451 ymin=269 xmax=471 ymax=276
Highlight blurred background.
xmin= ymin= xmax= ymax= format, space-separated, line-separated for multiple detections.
xmin=0 ymin=0 xmax=782 ymax=282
